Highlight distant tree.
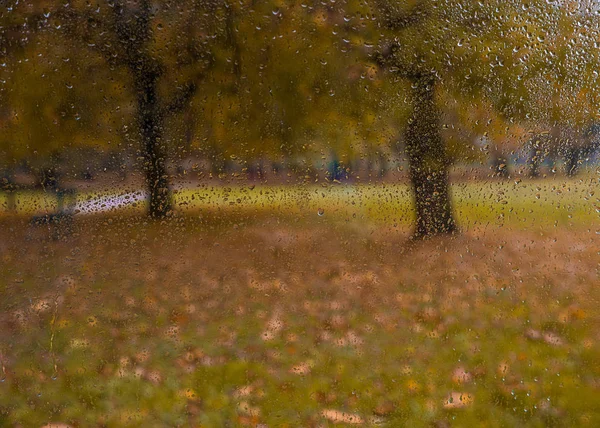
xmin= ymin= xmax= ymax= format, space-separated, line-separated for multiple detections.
xmin=564 ymin=124 xmax=600 ymax=176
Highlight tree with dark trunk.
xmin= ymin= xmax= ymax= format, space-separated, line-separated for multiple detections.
xmin=109 ymin=1 xmax=202 ymax=218
xmin=5 ymin=1 xmax=218 ymax=218
xmin=372 ymin=1 xmax=459 ymax=238
xmin=368 ymin=0 xmax=579 ymax=237
xmin=136 ymin=74 xmax=172 ymax=217
xmin=106 ymin=1 xmax=173 ymax=218
xmin=405 ymin=74 xmax=457 ymax=238
xmin=564 ymin=146 xmax=582 ymax=177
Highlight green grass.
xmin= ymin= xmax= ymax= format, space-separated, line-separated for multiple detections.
xmin=1 ymin=175 xmax=599 ymax=229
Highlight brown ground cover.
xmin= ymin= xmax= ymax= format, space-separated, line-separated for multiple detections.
xmin=0 ymin=214 xmax=598 ymax=426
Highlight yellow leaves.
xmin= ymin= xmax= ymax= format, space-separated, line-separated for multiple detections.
xmin=312 ymin=9 xmax=329 ymax=28
xmin=261 ymin=312 xmax=284 ymax=341
xmin=135 ymin=349 xmax=151 ymax=364
xmin=3 ymin=201 xmax=600 ymax=426
xmin=289 ymin=360 xmax=314 ymax=375
xmin=497 ymin=361 xmax=510 ymax=376
xmin=237 ymin=401 xmax=261 ymax=421
xmin=57 ymin=319 xmax=71 ymax=329
xmin=178 ymin=388 xmax=198 ymax=400
xmin=444 ymin=392 xmax=474 ymax=409
xmin=118 ymin=409 xmax=146 ymax=424
xmin=406 ymin=379 xmax=421 ymax=394
xmin=558 ymin=305 xmax=587 ymax=323
xmin=234 ymin=385 xmax=254 ymax=399
xmin=364 ymin=112 xmax=377 ymax=126
xmin=142 ymin=296 xmax=158 ymax=312
xmin=163 ymin=325 xmax=180 ymax=341
xmin=69 ymin=338 xmax=90 ymax=349
xmin=31 ymin=298 xmax=53 ymax=313
xmin=321 ymin=409 xmax=364 ymax=425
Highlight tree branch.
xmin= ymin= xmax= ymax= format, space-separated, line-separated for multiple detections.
xmin=164 ymin=82 xmax=198 ymax=115
xmin=163 ymin=53 xmax=215 ymax=116
xmin=374 ymin=43 xmax=422 ymax=81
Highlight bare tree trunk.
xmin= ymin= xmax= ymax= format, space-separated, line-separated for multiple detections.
xmin=565 ymin=146 xmax=581 ymax=177
xmin=405 ymin=75 xmax=457 ymax=239
xmin=528 ymin=146 xmax=542 ymax=178
xmin=113 ymin=0 xmax=172 ymax=219
xmin=137 ymin=75 xmax=172 ymax=218
xmin=490 ymin=149 xmax=509 ymax=179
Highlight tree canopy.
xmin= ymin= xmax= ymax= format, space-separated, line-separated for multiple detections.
xmin=2 ymin=0 xmax=600 ymax=228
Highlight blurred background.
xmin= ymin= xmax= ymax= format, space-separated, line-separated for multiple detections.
xmin=0 ymin=1 xmax=599 ymax=426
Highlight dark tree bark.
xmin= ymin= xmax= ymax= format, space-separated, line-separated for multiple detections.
xmin=136 ymin=74 xmax=172 ymax=218
xmin=109 ymin=0 xmax=172 ymax=218
xmin=564 ymin=146 xmax=582 ymax=177
xmin=405 ymin=74 xmax=457 ymax=239
xmin=114 ymin=0 xmax=201 ymax=219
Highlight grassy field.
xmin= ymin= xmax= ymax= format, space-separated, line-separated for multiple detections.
xmin=0 ymin=179 xmax=599 ymax=426
xmin=0 ymin=175 xmax=599 ymax=232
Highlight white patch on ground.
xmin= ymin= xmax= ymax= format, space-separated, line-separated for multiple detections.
xmin=75 ymin=191 xmax=147 ymax=214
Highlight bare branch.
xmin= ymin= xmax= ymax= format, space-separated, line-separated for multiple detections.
xmin=164 ymin=82 xmax=197 ymax=115
xmin=374 ymin=43 xmax=421 ymax=81
xmin=163 ymin=55 xmax=215 ymax=116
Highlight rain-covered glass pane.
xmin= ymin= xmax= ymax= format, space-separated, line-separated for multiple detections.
xmin=1 ymin=0 xmax=599 ymax=426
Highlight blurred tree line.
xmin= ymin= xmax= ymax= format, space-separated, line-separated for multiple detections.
xmin=1 ymin=0 xmax=600 ymax=236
